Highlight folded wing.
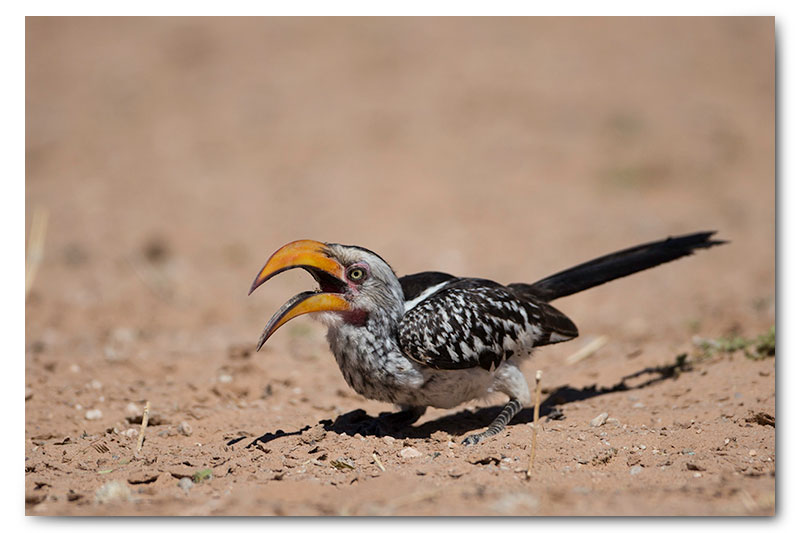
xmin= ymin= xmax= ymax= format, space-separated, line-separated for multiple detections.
xmin=397 ymin=278 xmax=577 ymax=371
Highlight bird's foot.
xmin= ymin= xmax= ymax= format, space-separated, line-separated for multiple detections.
xmin=461 ymin=433 xmax=485 ymax=446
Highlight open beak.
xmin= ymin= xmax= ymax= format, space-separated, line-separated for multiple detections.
xmin=249 ymin=240 xmax=351 ymax=350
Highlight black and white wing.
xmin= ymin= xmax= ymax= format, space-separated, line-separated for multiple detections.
xmin=398 ymin=271 xmax=457 ymax=302
xmin=397 ymin=278 xmax=578 ymax=371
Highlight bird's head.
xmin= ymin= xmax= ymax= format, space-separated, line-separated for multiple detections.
xmin=249 ymin=240 xmax=403 ymax=350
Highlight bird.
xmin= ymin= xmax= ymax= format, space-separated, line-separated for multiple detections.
xmin=248 ymin=231 xmax=725 ymax=445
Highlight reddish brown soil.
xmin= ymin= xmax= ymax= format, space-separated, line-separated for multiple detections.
xmin=25 ymin=17 xmax=775 ymax=515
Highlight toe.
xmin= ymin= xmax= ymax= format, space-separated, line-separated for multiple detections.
xmin=461 ymin=434 xmax=482 ymax=446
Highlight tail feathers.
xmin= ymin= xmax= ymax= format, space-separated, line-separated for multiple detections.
xmin=513 ymin=231 xmax=726 ymax=302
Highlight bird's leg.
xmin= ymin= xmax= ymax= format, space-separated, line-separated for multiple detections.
xmin=461 ymin=399 xmax=523 ymax=446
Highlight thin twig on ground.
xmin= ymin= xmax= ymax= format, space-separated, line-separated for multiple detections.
xmin=526 ymin=370 xmax=543 ymax=479
xmin=135 ymin=401 xmax=151 ymax=457
xmin=566 ymin=335 xmax=608 ymax=365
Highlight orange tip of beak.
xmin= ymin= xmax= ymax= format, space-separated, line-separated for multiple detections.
xmin=257 ymin=291 xmax=351 ymax=350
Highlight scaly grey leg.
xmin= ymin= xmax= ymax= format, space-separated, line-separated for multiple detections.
xmin=461 ymin=399 xmax=523 ymax=445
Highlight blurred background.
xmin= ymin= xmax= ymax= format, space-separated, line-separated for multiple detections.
xmin=26 ymin=16 xmax=774 ymax=361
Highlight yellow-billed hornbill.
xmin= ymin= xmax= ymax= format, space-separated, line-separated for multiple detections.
xmin=249 ymin=231 xmax=724 ymax=445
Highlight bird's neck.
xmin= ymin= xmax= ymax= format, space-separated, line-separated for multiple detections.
xmin=324 ymin=303 xmax=419 ymax=404
xmin=322 ymin=279 xmax=406 ymax=351
xmin=351 ymin=303 xmax=403 ymax=336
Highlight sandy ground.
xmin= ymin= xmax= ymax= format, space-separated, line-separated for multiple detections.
xmin=25 ymin=17 xmax=775 ymax=515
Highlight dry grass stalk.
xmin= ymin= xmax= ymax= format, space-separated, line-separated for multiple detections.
xmin=25 ymin=207 xmax=49 ymax=297
xmin=526 ymin=370 xmax=543 ymax=479
xmin=566 ymin=335 xmax=608 ymax=365
xmin=135 ymin=401 xmax=151 ymax=456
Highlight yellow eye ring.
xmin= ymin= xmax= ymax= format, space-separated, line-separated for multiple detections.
xmin=348 ymin=267 xmax=366 ymax=281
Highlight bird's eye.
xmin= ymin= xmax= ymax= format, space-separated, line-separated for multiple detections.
xmin=348 ymin=267 xmax=367 ymax=282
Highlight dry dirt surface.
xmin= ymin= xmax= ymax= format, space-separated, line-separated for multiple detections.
xmin=25 ymin=17 xmax=775 ymax=516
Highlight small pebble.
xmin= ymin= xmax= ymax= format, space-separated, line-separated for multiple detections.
xmin=331 ymin=457 xmax=355 ymax=470
xmin=383 ymin=436 xmax=396 ymax=445
xmin=94 ymin=481 xmax=131 ymax=504
xmin=400 ymin=447 xmax=422 ymax=459
xmin=639 ymin=444 xmax=647 ymax=450
xmin=85 ymin=409 xmax=103 ymax=420
xmin=125 ymin=403 xmax=140 ymax=416
xmin=629 ymin=465 xmax=643 ymax=476
xmin=749 ymin=449 xmax=757 ymax=456
xmin=218 ymin=374 xmax=233 ymax=384
xmin=89 ymin=379 xmax=102 ymax=389
xmin=633 ymin=402 xmax=645 ymax=409
xmin=590 ymin=412 xmax=609 ymax=427
xmin=177 ymin=477 xmax=194 ymax=493
xmin=178 ymin=421 xmax=193 ymax=436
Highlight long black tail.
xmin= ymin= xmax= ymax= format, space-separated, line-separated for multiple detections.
xmin=517 ymin=231 xmax=726 ymax=302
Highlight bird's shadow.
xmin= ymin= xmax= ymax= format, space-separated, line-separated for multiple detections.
xmin=228 ymin=425 xmax=312 ymax=448
xmin=231 ymin=354 xmax=691 ymax=446
xmin=322 ymin=354 xmax=691 ymax=440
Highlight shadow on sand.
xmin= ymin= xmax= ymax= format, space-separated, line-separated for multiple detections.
xmin=232 ymin=354 xmax=691 ymax=445
xmin=323 ymin=353 xmax=691 ymax=440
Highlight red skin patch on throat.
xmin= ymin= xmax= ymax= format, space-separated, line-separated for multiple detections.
xmin=341 ymin=309 xmax=368 ymax=326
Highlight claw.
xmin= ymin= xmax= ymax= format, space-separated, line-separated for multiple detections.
xmin=461 ymin=434 xmax=483 ymax=446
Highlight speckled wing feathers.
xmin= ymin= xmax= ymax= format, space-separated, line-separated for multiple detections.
xmin=397 ymin=279 xmax=577 ymax=371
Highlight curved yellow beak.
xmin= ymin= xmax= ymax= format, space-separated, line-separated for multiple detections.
xmin=249 ymin=240 xmax=351 ymax=350
xmin=249 ymin=239 xmax=344 ymax=295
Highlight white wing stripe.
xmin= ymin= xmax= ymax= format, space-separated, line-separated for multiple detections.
xmin=403 ymin=281 xmax=450 ymax=313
